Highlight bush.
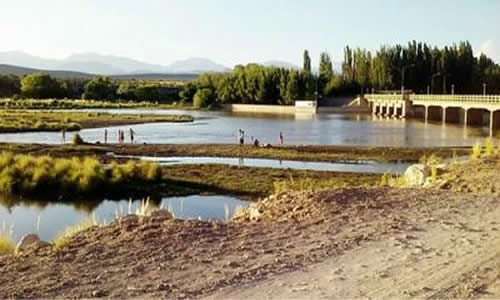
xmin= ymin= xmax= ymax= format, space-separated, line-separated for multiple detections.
xmin=471 ymin=142 xmax=482 ymax=160
xmin=72 ymin=134 xmax=85 ymax=145
xmin=0 ymin=153 xmax=164 ymax=197
xmin=485 ymin=138 xmax=495 ymax=156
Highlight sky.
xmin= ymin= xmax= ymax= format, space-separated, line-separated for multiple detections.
xmin=0 ymin=0 xmax=499 ymax=67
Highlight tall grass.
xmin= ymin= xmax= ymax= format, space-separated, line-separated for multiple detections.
xmin=0 ymin=222 xmax=15 ymax=255
xmin=0 ymin=152 xmax=163 ymax=196
xmin=485 ymin=138 xmax=496 ymax=156
xmin=53 ymin=216 xmax=98 ymax=250
xmin=471 ymin=142 xmax=482 ymax=160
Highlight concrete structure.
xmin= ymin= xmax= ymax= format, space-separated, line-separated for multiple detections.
xmin=226 ymin=101 xmax=318 ymax=114
xmin=366 ymin=94 xmax=500 ymax=136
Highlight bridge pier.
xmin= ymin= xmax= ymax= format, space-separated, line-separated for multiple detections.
xmin=490 ymin=110 xmax=500 ymax=137
xmin=392 ymin=104 xmax=399 ymax=118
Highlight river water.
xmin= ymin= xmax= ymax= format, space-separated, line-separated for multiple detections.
xmin=0 ymin=195 xmax=250 ymax=241
xmin=0 ymin=109 xmax=493 ymax=146
xmin=0 ymin=109 xmax=490 ymax=243
xmin=115 ymin=155 xmax=412 ymax=174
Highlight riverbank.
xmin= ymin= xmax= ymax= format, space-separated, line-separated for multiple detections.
xmin=0 ymin=98 xmax=193 ymax=110
xmin=0 ymin=110 xmax=193 ymax=133
xmin=0 ymin=143 xmax=471 ymax=163
xmin=1 ymin=155 xmax=499 ymax=298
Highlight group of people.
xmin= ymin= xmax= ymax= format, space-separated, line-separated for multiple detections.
xmin=237 ymin=129 xmax=285 ymax=147
xmin=116 ymin=128 xmax=136 ymax=144
xmin=61 ymin=128 xmax=137 ymax=144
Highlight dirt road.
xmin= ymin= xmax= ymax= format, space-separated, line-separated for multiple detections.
xmin=212 ymin=192 xmax=500 ymax=299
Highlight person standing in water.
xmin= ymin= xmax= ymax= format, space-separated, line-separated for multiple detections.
xmin=104 ymin=129 xmax=108 ymax=144
xmin=61 ymin=129 xmax=66 ymax=144
xmin=129 ymin=128 xmax=135 ymax=144
xmin=239 ymin=129 xmax=245 ymax=146
xmin=280 ymin=131 xmax=284 ymax=145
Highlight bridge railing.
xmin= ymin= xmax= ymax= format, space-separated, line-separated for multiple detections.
xmin=410 ymin=94 xmax=500 ymax=103
xmin=364 ymin=94 xmax=403 ymax=102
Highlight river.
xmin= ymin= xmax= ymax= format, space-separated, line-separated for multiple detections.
xmin=0 ymin=109 xmax=493 ymax=146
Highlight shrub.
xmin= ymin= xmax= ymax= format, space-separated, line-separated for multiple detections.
xmin=0 ymin=153 xmax=163 ymax=197
xmin=471 ymin=142 xmax=482 ymax=160
xmin=485 ymin=138 xmax=495 ymax=156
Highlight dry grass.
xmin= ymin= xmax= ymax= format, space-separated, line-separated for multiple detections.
xmin=0 ymin=222 xmax=15 ymax=255
xmin=53 ymin=216 xmax=98 ymax=250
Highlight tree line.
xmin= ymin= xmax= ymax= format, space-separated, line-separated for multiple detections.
xmin=182 ymin=40 xmax=500 ymax=108
xmin=0 ymin=73 xmax=183 ymax=102
xmin=338 ymin=41 xmax=500 ymax=95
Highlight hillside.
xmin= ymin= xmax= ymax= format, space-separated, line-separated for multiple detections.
xmin=0 ymin=64 xmax=199 ymax=81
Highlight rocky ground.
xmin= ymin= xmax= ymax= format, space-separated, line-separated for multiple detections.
xmin=0 ymin=156 xmax=499 ymax=299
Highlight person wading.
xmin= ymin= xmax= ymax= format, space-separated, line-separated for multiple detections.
xmin=239 ymin=129 xmax=245 ymax=146
xmin=129 ymin=128 xmax=135 ymax=144
xmin=61 ymin=129 xmax=66 ymax=144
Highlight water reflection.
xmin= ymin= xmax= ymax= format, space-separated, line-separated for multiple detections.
xmin=0 ymin=109 xmax=493 ymax=146
xmin=117 ymin=156 xmax=412 ymax=174
xmin=0 ymin=194 xmax=249 ymax=241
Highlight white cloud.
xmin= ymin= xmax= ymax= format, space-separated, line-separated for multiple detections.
xmin=479 ymin=40 xmax=500 ymax=63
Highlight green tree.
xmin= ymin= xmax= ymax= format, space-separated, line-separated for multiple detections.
xmin=179 ymin=82 xmax=198 ymax=102
xmin=285 ymin=70 xmax=299 ymax=103
xmin=117 ymin=83 xmax=137 ymax=100
xmin=319 ymin=52 xmax=334 ymax=94
xmin=193 ymin=88 xmax=216 ymax=109
xmin=319 ymin=52 xmax=334 ymax=80
xmin=303 ymin=50 xmax=311 ymax=74
xmin=0 ymin=74 xmax=21 ymax=98
xmin=134 ymin=86 xmax=159 ymax=101
xmin=82 ymin=76 xmax=117 ymax=100
xmin=20 ymin=73 xmax=63 ymax=99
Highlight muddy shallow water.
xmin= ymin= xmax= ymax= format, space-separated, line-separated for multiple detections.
xmin=0 ymin=109 xmax=493 ymax=146
xmin=0 ymin=195 xmax=249 ymax=241
xmin=114 ymin=155 xmax=412 ymax=174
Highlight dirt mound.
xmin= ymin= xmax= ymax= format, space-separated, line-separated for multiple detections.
xmin=438 ymin=156 xmax=500 ymax=196
xmin=234 ymin=188 xmax=388 ymax=223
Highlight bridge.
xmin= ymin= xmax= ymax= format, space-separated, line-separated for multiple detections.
xmin=365 ymin=94 xmax=500 ymax=136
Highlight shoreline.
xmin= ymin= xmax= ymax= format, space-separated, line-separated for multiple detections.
xmin=1 ymin=156 xmax=499 ymax=298
xmin=0 ymin=143 xmax=471 ymax=163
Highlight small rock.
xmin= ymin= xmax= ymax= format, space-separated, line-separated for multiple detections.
xmin=404 ymin=164 xmax=430 ymax=186
xmin=226 ymin=261 xmax=240 ymax=268
xmin=91 ymin=290 xmax=104 ymax=297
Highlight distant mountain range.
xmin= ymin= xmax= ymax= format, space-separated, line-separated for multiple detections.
xmin=0 ymin=64 xmax=200 ymax=81
xmin=0 ymin=51 xmax=231 ymax=75
xmin=0 ymin=51 xmax=341 ymax=79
